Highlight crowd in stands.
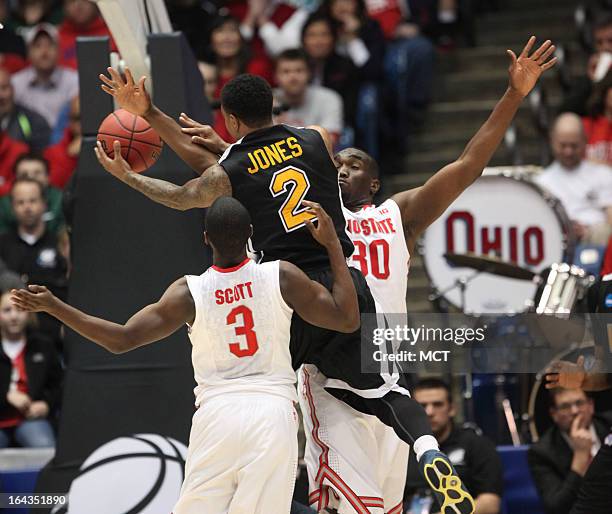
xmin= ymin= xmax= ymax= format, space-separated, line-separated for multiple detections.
xmin=168 ymin=0 xmax=450 ymax=162
xmin=0 ymin=5 xmax=611 ymax=514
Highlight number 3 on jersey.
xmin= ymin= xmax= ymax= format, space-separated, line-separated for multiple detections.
xmin=226 ymin=305 xmax=259 ymax=357
xmin=270 ymin=166 xmax=316 ymax=232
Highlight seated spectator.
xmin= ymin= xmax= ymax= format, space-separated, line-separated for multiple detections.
xmin=0 ymin=178 xmax=68 ymax=340
xmin=365 ymin=0 xmax=435 ymax=157
xmin=44 ymin=96 xmax=81 ymax=188
xmin=227 ymin=0 xmax=295 ymax=74
xmin=11 ymin=0 xmax=62 ymax=31
xmin=257 ymin=4 xmax=314 ymax=58
xmin=0 ymin=154 xmax=64 ymax=235
xmin=0 ymin=67 xmax=50 ymax=152
xmin=0 ymin=131 xmax=28 ymax=196
xmin=404 ymin=378 xmax=503 ymax=514
xmin=273 ymin=49 xmax=343 ymax=144
xmin=201 ymin=14 xmax=274 ymax=142
xmin=0 ymin=0 xmax=28 ymax=73
xmin=0 ymin=281 xmax=61 ymax=448
xmin=322 ymin=0 xmax=385 ymax=82
xmin=197 ymin=61 xmax=218 ymax=104
xmin=583 ymin=71 xmax=612 ymax=165
xmin=58 ymin=0 xmax=116 ymax=70
xmin=527 ymin=387 xmax=612 ymax=514
xmin=301 ymin=13 xmax=359 ymax=128
xmin=560 ymin=12 xmax=612 ymax=116
xmin=536 ymin=113 xmax=612 ymax=245
xmin=11 ymin=23 xmax=79 ymax=133
xmin=323 ymin=0 xmax=385 ymax=155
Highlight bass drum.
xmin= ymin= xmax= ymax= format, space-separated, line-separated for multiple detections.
xmin=421 ymin=168 xmax=574 ymax=314
xmin=528 ymin=346 xmax=597 ymax=441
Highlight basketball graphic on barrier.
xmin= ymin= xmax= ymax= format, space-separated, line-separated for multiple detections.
xmin=52 ymin=434 xmax=187 ymax=514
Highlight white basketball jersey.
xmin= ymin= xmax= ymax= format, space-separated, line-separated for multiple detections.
xmin=343 ymin=199 xmax=410 ymax=314
xmin=185 ymin=258 xmax=297 ymax=406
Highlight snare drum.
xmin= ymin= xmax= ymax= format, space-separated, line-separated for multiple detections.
xmin=421 ymin=168 xmax=574 ymax=314
xmin=534 ymin=263 xmax=594 ymax=314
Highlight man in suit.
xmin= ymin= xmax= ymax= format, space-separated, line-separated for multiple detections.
xmin=527 ymin=387 xmax=612 ymax=514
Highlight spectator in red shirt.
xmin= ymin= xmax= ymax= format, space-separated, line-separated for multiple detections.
xmin=0 ymin=131 xmax=28 ymax=196
xmin=44 ymin=96 xmax=80 ymax=188
xmin=583 ymin=72 xmax=612 ymax=165
xmin=201 ymin=15 xmax=274 ymax=142
xmin=58 ymin=0 xmax=116 ymax=70
xmin=0 ymin=282 xmax=62 ymax=448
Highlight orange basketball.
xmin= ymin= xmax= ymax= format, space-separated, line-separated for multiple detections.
xmin=97 ymin=109 xmax=163 ymax=173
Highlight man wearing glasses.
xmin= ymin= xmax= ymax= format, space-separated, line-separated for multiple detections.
xmin=527 ymin=387 xmax=612 ymax=514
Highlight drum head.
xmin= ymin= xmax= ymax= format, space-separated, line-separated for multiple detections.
xmin=422 ymin=173 xmax=571 ymax=314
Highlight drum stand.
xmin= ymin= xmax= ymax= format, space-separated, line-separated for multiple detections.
xmin=429 ymin=270 xmax=482 ymax=312
xmin=430 ymin=271 xmax=528 ymax=444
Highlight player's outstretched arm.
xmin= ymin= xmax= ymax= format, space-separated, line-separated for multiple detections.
xmin=279 ymin=201 xmax=359 ymax=333
xmin=10 ymin=279 xmax=195 ymax=354
xmin=95 ymin=140 xmax=231 ymax=210
xmin=392 ymin=36 xmax=557 ymax=252
xmin=99 ymin=67 xmax=218 ymax=173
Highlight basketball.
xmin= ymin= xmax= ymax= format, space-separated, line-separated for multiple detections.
xmin=97 ymin=109 xmax=163 ymax=173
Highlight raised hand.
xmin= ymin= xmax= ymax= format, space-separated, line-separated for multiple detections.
xmin=302 ymin=201 xmax=338 ymax=249
xmin=11 ymin=285 xmax=59 ymax=314
xmin=569 ymin=414 xmax=594 ymax=454
xmin=94 ymin=140 xmax=133 ymax=181
xmin=507 ymin=36 xmax=557 ymax=97
xmin=99 ymin=67 xmax=152 ymax=117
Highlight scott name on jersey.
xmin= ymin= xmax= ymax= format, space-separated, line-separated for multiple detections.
xmin=214 ymin=281 xmax=254 ymax=305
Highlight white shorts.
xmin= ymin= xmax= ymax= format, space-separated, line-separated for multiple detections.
xmin=173 ymin=393 xmax=298 ymax=514
xmin=298 ymin=365 xmax=409 ymax=514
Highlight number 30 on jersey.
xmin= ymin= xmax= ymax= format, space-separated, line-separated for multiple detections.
xmin=269 ymin=166 xmax=316 ymax=232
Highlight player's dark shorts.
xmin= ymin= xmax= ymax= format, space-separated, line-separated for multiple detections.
xmin=289 ymin=266 xmax=397 ymax=392
xmin=570 ymin=438 xmax=612 ymax=514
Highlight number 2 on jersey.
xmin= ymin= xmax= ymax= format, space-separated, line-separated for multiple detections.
xmin=352 ymin=239 xmax=390 ymax=279
xmin=270 ymin=166 xmax=316 ymax=232
xmin=226 ymin=305 xmax=259 ymax=357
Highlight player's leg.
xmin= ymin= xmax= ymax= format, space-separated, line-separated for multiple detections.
xmin=230 ymin=394 xmax=298 ymax=514
xmin=299 ymin=365 xmax=385 ymax=514
xmin=362 ymin=391 xmax=474 ymax=514
xmin=373 ymin=422 xmax=409 ymax=514
xmin=173 ymin=399 xmax=238 ymax=514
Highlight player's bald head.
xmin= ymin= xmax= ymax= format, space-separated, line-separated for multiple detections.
xmin=335 ymin=148 xmax=379 ymax=179
xmin=205 ymin=197 xmax=252 ymax=256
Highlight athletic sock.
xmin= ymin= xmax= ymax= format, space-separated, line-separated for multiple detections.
xmin=413 ymin=435 xmax=439 ymax=461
